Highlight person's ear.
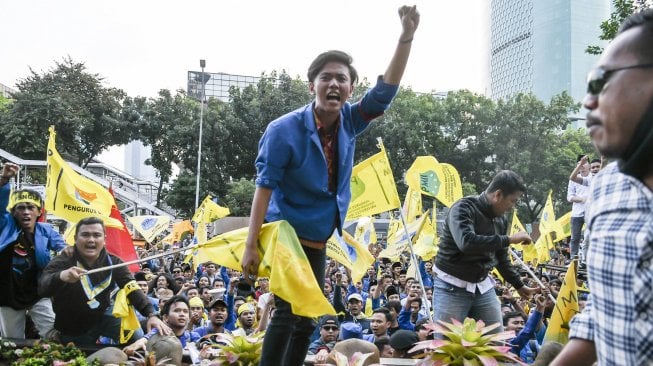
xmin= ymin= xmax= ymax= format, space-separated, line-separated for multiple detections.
xmin=349 ymin=84 xmax=355 ymax=98
xmin=309 ymin=81 xmax=315 ymax=95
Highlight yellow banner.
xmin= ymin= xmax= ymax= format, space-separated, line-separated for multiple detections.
xmin=127 ymin=215 xmax=171 ymax=243
xmin=555 ymin=211 xmax=572 ymax=241
xmin=192 ymin=195 xmax=230 ymax=223
xmin=188 ymin=220 xmax=335 ymax=318
xmin=326 ymin=230 xmax=375 ymax=283
xmin=405 ymin=156 xmax=463 ymax=208
xmin=345 ymin=144 xmax=400 ymax=221
xmin=45 ymin=127 xmax=120 ymax=227
xmin=544 ymin=260 xmax=580 ymax=344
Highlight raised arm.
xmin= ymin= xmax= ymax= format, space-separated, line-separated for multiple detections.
xmin=383 ymin=5 xmax=420 ymax=85
xmin=569 ymin=155 xmax=588 ymax=184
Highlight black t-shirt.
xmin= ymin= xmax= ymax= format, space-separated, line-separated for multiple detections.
xmin=0 ymin=232 xmax=39 ymax=309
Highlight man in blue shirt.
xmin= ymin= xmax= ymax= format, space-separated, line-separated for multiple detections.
xmin=0 ymin=162 xmax=66 ymax=339
xmin=240 ymin=6 xmax=420 ymax=366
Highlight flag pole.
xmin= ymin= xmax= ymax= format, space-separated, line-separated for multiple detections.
xmin=508 ymin=248 xmax=557 ymax=303
xmin=82 ymin=242 xmax=200 ymax=276
xmin=397 ymin=207 xmax=431 ymax=314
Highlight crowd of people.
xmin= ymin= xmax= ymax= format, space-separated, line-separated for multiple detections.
xmin=1 ymin=6 xmax=652 ymax=366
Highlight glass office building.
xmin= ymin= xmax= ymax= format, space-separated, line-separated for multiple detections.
xmin=489 ymin=0 xmax=611 ymax=106
xmin=187 ymin=71 xmax=263 ymax=102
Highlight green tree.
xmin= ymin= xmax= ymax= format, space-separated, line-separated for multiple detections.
xmin=140 ymin=89 xmax=197 ymax=206
xmin=0 ymin=57 xmax=134 ymax=167
xmin=490 ymin=92 xmax=580 ymax=221
xmin=586 ymin=0 xmax=649 ymax=55
xmin=223 ymin=178 xmax=256 ymax=217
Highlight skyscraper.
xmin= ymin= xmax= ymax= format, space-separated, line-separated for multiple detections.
xmin=488 ymin=0 xmax=611 ymax=105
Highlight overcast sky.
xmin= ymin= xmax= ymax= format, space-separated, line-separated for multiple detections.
xmin=1 ymin=0 xmax=488 ymax=169
xmin=1 ymin=0 xmax=488 ymax=97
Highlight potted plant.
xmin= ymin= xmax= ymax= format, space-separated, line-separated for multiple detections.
xmin=409 ymin=318 xmax=526 ymax=365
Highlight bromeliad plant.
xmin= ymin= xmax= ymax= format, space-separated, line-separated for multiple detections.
xmin=410 ymin=318 xmax=526 ymax=366
xmin=204 ymin=332 xmax=265 ymax=366
xmin=330 ymin=351 xmax=374 ymax=366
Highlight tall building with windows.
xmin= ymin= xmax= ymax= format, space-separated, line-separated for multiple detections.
xmin=488 ymin=0 xmax=611 ymax=107
xmin=187 ymin=71 xmax=263 ymax=102
xmin=1 ymin=82 xmax=17 ymax=98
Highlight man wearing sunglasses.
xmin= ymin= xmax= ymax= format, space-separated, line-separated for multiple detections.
xmin=0 ymin=162 xmax=67 ymax=339
xmin=551 ymin=9 xmax=653 ymax=366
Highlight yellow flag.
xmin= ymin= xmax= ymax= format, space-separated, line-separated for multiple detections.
xmin=544 ymin=260 xmax=580 ymax=344
xmin=195 ymin=221 xmax=207 ymax=244
xmin=326 ymin=230 xmax=375 ymax=283
xmin=45 ymin=127 xmax=119 ymax=226
xmin=354 ymin=217 xmax=377 ymax=245
xmin=345 ymin=143 xmax=400 ymax=221
xmin=413 ymin=214 xmax=438 ymax=260
xmin=539 ymin=190 xmax=561 ymax=238
xmin=127 ymin=215 xmax=171 ymax=243
xmin=402 ymin=187 xmax=423 ymax=224
xmin=379 ymin=213 xmax=428 ymax=260
xmin=192 ymin=195 xmax=230 ymax=223
xmin=172 ymin=220 xmax=194 ymax=243
xmin=189 ymin=220 xmax=335 ymax=317
xmin=405 ymin=156 xmax=463 ymax=208
xmin=112 ymin=280 xmax=141 ymax=344
xmin=554 ymin=211 xmax=572 ymax=241
xmin=534 ymin=234 xmax=552 ymax=262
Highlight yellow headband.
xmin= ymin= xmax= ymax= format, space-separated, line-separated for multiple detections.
xmin=237 ymin=303 xmax=255 ymax=316
xmin=189 ymin=297 xmax=204 ymax=308
xmin=10 ymin=191 xmax=42 ymax=210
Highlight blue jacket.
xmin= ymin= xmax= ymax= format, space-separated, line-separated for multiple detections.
xmin=255 ymin=77 xmax=399 ymax=241
xmin=0 ymin=183 xmax=66 ymax=272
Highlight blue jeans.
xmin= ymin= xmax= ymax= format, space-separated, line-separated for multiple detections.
xmin=432 ymin=277 xmax=503 ymax=334
xmin=570 ymin=216 xmax=584 ymax=258
xmin=259 ymin=245 xmax=326 ymax=366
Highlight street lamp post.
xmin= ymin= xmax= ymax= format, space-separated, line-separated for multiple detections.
xmin=194 ymin=59 xmax=206 ymax=211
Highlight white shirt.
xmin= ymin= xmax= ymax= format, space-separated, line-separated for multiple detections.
xmin=434 ymin=266 xmax=495 ymax=295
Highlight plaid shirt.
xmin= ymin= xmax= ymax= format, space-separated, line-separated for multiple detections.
xmin=569 ymin=162 xmax=653 ymax=365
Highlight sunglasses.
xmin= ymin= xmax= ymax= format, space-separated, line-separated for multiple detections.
xmin=322 ymin=326 xmax=338 ymax=331
xmin=587 ymin=63 xmax=653 ymax=95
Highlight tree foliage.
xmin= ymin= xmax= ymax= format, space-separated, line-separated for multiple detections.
xmin=0 ymin=59 xmax=594 ymax=224
xmin=586 ymin=0 xmax=650 ymax=55
xmin=0 ymin=57 xmax=134 ymax=167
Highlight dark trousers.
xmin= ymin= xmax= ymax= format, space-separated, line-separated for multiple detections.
xmin=259 ymin=245 xmax=326 ymax=366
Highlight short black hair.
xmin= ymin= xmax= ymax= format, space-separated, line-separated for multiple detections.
xmin=307 ymin=50 xmax=358 ymax=84
xmin=503 ymin=311 xmax=525 ymax=326
xmin=161 ymin=295 xmax=189 ymax=316
xmin=486 ymin=170 xmax=526 ymax=196
xmin=74 ymin=217 xmax=105 ymax=239
xmin=385 ymin=301 xmax=402 ymax=316
xmin=373 ymin=307 xmax=392 ymax=323
xmin=618 ymin=8 xmax=653 ymax=63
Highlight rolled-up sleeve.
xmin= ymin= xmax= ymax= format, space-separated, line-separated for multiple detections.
xmin=255 ymin=124 xmax=290 ymax=189
xmin=355 ymin=76 xmax=399 ymax=122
